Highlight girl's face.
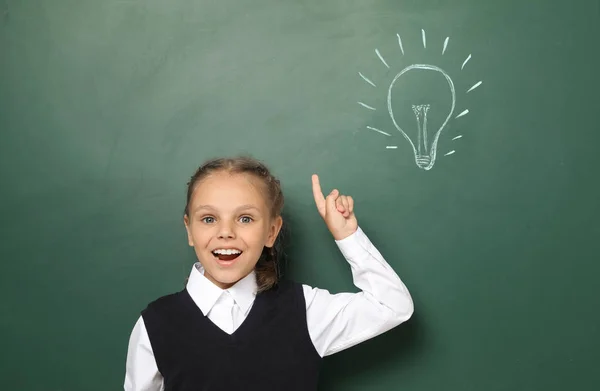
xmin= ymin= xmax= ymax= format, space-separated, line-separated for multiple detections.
xmin=183 ymin=171 xmax=282 ymax=289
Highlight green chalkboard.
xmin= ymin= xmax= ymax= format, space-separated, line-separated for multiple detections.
xmin=1 ymin=0 xmax=599 ymax=390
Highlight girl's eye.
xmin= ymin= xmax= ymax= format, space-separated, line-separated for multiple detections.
xmin=201 ymin=216 xmax=216 ymax=224
xmin=239 ymin=216 xmax=253 ymax=224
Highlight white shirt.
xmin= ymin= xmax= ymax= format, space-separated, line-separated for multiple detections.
xmin=124 ymin=226 xmax=413 ymax=391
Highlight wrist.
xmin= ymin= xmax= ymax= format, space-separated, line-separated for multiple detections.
xmin=332 ymin=227 xmax=358 ymax=241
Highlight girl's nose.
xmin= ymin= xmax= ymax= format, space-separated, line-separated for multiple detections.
xmin=217 ymin=223 xmax=235 ymax=239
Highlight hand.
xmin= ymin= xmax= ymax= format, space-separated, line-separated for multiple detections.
xmin=311 ymin=174 xmax=358 ymax=240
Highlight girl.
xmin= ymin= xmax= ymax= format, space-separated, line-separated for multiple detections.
xmin=124 ymin=156 xmax=413 ymax=391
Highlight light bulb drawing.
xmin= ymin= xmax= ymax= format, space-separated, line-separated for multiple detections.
xmin=387 ymin=64 xmax=455 ymax=170
xmin=357 ymin=29 xmax=483 ymax=170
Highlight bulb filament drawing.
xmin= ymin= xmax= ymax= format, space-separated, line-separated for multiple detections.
xmin=413 ymin=104 xmax=431 ymax=167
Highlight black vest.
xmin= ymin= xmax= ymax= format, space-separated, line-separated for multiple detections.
xmin=141 ymin=280 xmax=323 ymax=391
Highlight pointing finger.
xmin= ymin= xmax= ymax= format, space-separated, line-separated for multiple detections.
xmin=311 ymin=174 xmax=326 ymax=211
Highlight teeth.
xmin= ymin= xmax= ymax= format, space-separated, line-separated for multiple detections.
xmin=212 ymin=249 xmax=242 ymax=255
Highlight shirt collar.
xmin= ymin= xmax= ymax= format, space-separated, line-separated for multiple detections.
xmin=186 ymin=262 xmax=257 ymax=316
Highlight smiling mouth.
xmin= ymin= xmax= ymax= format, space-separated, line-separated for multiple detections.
xmin=212 ymin=251 xmax=242 ymax=262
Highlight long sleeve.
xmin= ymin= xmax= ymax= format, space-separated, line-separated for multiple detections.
xmin=303 ymin=226 xmax=414 ymax=357
xmin=124 ymin=317 xmax=164 ymax=391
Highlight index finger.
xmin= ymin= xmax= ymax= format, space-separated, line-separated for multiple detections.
xmin=311 ymin=174 xmax=326 ymax=207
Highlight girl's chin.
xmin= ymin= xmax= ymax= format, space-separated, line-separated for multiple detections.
xmin=208 ymin=272 xmax=249 ymax=289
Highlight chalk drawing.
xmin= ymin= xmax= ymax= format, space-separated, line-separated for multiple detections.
xmin=358 ymin=72 xmax=377 ymax=87
xmin=397 ymin=34 xmax=405 ymax=55
xmin=387 ymin=64 xmax=456 ymax=170
xmin=467 ymin=81 xmax=482 ymax=93
xmin=461 ymin=54 xmax=472 ymax=70
xmin=366 ymin=126 xmax=391 ymax=136
xmin=358 ymin=102 xmax=376 ymax=110
xmin=442 ymin=37 xmax=449 ymax=55
xmin=356 ymin=29 xmax=484 ymax=170
xmin=375 ymin=49 xmax=390 ymax=68
xmin=456 ymin=109 xmax=469 ymax=119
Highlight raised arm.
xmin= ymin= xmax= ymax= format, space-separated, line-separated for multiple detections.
xmin=305 ymin=175 xmax=413 ymax=356
xmin=303 ymin=226 xmax=413 ymax=356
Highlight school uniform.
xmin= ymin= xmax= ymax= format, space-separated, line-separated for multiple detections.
xmin=124 ymin=226 xmax=413 ymax=391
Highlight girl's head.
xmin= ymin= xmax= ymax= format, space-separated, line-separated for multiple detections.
xmin=183 ymin=156 xmax=284 ymax=292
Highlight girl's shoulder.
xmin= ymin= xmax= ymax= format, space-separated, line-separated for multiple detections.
xmin=258 ymin=279 xmax=308 ymax=307
xmin=142 ymin=289 xmax=188 ymax=314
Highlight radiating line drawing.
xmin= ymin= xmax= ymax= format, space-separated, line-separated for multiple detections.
xmin=366 ymin=126 xmax=391 ymax=136
xmin=442 ymin=37 xmax=449 ymax=54
xmin=396 ymin=34 xmax=405 ymax=55
xmin=356 ymin=30 xmax=484 ymax=170
xmin=358 ymin=102 xmax=376 ymax=110
xmin=358 ymin=72 xmax=377 ymax=87
xmin=456 ymin=109 xmax=469 ymax=119
xmin=461 ymin=54 xmax=472 ymax=70
xmin=375 ymin=49 xmax=390 ymax=68
xmin=467 ymin=81 xmax=482 ymax=93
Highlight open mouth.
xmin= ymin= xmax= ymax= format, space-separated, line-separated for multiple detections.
xmin=211 ymin=249 xmax=243 ymax=262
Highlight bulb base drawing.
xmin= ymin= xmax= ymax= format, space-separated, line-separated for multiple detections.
xmin=415 ymin=155 xmax=432 ymax=169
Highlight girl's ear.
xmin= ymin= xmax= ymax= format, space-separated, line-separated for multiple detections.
xmin=265 ymin=215 xmax=283 ymax=248
xmin=183 ymin=215 xmax=194 ymax=247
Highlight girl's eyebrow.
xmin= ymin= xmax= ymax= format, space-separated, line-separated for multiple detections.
xmin=236 ymin=204 xmax=261 ymax=212
xmin=194 ymin=204 xmax=261 ymax=213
